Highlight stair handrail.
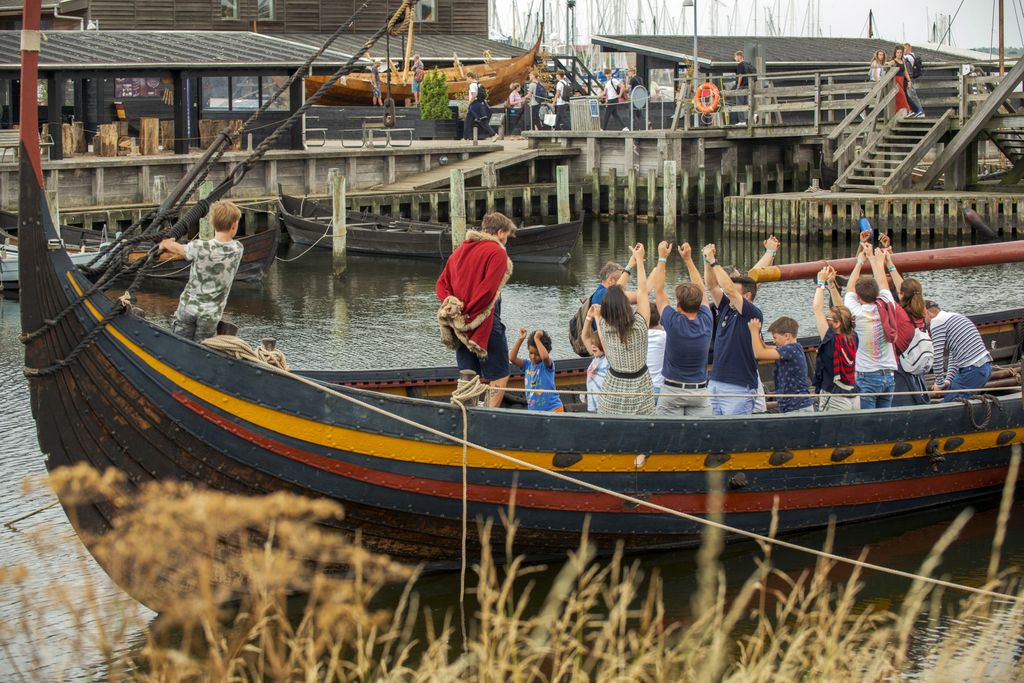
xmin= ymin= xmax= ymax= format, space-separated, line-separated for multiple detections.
xmin=833 ymin=87 xmax=898 ymax=162
xmin=828 ymin=68 xmax=897 ymax=145
xmin=879 ymin=109 xmax=954 ymax=193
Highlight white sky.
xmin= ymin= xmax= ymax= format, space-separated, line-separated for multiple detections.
xmin=494 ymin=0 xmax=1018 ymax=50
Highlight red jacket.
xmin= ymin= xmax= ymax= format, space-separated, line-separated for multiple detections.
xmin=436 ymin=231 xmax=513 ymax=358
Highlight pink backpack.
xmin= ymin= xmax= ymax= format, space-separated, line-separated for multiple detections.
xmin=874 ymin=299 xmax=900 ymax=345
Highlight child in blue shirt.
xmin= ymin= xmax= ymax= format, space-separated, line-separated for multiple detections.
xmin=748 ymin=316 xmax=814 ymax=413
xmin=510 ymin=328 xmax=565 ymax=412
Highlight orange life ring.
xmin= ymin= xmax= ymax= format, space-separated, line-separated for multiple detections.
xmin=694 ymin=82 xmax=721 ymax=114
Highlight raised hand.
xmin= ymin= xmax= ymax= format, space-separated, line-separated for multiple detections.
xmin=764 ymin=235 xmax=780 ymax=252
xmin=631 ymin=242 xmax=646 ymax=261
xmin=824 ymin=265 xmax=837 ymax=283
xmin=587 ymin=303 xmax=601 ymax=319
xmin=702 ymin=243 xmax=716 ymax=261
xmin=518 ymin=327 xmax=528 ymax=339
xmin=657 ymin=240 xmax=673 ymax=259
xmin=678 ymin=242 xmax=693 ymax=261
xmin=816 ymin=266 xmax=830 ymax=282
xmin=879 ymin=233 xmax=891 ymax=250
xmin=748 ymin=318 xmax=763 ymax=334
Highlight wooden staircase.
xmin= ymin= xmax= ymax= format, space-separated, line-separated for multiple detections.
xmin=987 ymin=128 xmax=1024 ymax=166
xmin=833 ymin=110 xmax=953 ymax=194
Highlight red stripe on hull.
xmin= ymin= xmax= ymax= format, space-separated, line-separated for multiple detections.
xmin=173 ymin=391 xmax=1010 ymax=515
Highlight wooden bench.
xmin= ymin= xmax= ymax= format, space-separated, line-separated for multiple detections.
xmin=340 ymin=116 xmax=414 ymax=148
xmin=0 ymin=129 xmax=54 ymax=163
xmin=305 ymin=115 xmax=327 ymax=148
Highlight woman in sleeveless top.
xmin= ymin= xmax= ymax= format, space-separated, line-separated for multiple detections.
xmin=869 ymin=50 xmax=886 ymax=81
xmin=590 ymin=243 xmax=656 ymax=415
xmin=888 ymin=46 xmax=911 ymax=114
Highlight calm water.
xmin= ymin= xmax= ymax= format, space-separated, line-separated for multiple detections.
xmin=2 ymin=217 xmax=1023 ymax=677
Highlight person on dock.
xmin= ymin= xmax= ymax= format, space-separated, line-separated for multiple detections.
xmin=600 ymin=68 xmax=629 ymax=131
xmin=506 ymin=82 xmax=524 ymax=137
xmin=509 ymin=328 xmax=564 ymax=412
xmin=887 ymin=46 xmax=912 ymax=116
xmin=411 ymin=54 xmax=425 ymax=106
xmin=467 ymin=72 xmax=480 ymax=104
xmin=524 ymin=72 xmax=547 ymax=131
xmin=463 ymin=73 xmax=496 ymax=141
xmin=812 ymin=265 xmax=859 ymax=412
xmin=370 ymin=60 xmax=383 ymax=107
xmin=925 ymin=301 xmax=993 ymax=402
xmin=748 ymin=316 xmax=814 ymax=414
xmin=554 ymin=70 xmax=570 ymax=131
xmin=159 ymin=200 xmax=244 ymax=343
xmin=436 ymin=212 xmax=517 ymax=408
xmin=844 ymin=243 xmax=897 ymax=409
xmin=732 ymin=51 xmax=755 ymax=125
xmin=902 ymin=43 xmax=926 ymax=117
xmin=652 ymin=241 xmax=713 ymax=417
xmin=882 ymin=245 xmax=931 ymax=406
xmin=869 ymin=50 xmax=887 ymax=82
xmin=704 ymin=243 xmax=764 ymax=415
xmin=586 ymin=243 xmax=655 ymax=415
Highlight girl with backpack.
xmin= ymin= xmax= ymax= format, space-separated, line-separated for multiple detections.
xmin=883 ymin=245 xmax=932 ymax=405
xmin=812 ymin=266 xmax=859 ymax=412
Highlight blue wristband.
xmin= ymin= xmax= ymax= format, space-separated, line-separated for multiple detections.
xmin=766 ymin=248 xmax=777 ymax=254
xmin=887 ymin=264 xmax=896 ymax=272
xmin=658 ymin=257 xmax=668 ymax=263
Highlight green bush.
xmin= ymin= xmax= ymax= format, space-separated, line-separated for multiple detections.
xmin=420 ymin=69 xmax=452 ymax=120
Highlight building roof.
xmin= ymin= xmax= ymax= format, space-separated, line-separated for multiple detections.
xmin=0 ymin=30 xmax=524 ymax=73
xmin=592 ymin=35 xmax=989 ymax=67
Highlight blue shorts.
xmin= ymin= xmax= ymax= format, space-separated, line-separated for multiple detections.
xmin=455 ymin=310 xmax=510 ymax=381
xmin=412 ymin=79 xmax=421 ymax=93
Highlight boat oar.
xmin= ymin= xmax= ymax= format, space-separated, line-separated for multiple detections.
xmin=749 ymin=240 xmax=1024 ymax=282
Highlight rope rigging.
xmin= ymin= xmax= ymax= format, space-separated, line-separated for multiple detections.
xmin=20 ymin=0 xmax=415 ymax=370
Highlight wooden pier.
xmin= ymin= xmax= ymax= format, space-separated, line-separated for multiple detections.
xmin=723 ymin=191 xmax=1024 ymax=240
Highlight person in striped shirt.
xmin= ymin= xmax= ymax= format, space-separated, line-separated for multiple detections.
xmin=924 ymin=301 xmax=993 ymax=401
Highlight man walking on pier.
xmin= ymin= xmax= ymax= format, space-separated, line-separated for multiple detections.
xmin=732 ymin=51 xmax=755 ymax=125
xmin=436 ymin=213 xmax=517 ymax=407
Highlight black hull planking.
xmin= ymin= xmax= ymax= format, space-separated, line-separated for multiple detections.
xmin=277 ymin=195 xmax=581 ymax=264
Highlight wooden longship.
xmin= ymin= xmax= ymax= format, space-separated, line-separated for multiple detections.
xmin=305 ymin=35 xmax=542 ymax=106
xmin=14 ymin=2 xmax=1024 ymax=612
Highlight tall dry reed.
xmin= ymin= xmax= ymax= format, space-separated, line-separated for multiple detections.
xmin=1 ymin=462 xmax=1022 ymax=681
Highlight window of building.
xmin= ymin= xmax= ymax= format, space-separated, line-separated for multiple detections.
xmin=231 ymin=76 xmax=259 ymax=110
xmin=203 ymin=77 xmax=230 ymax=110
xmin=261 ymin=76 xmax=290 ymax=110
xmin=257 ymin=0 xmax=275 ymax=20
xmin=416 ymin=0 xmax=436 ymax=22
xmin=220 ymin=0 xmax=238 ymax=20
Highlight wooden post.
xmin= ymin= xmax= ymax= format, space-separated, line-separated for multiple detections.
xmin=96 ymin=123 xmax=118 ymax=157
xmin=61 ymin=124 xmax=75 ymax=158
xmin=450 ymin=169 xmax=466 ymax=248
xmin=697 ymin=169 xmax=706 ymax=216
xmin=483 ymin=161 xmax=497 ymax=215
xmin=160 ymin=121 xmax=175 ymax=152
xmin=646 ymin=168 xmax=657 ymax=219
xmin=663 ymin=160 xmax=677 ymax=231
xmin=714 ymin=170 xmax=723 ymax=215
xmin=152 ymin=175 xmax=167 ymax=204
xmin=556 ymin=165 xmax=571 ymax=224
xmin=330 ymin=169 xmax=347 ymax=277
xmin=591 ymin=171 xmax=601 ymax=215
xmin=681 ymin=170 xmax=690 ymax=215
xmin=139 ymin=116 xmax=160 ymax=156
xmin=607 ymin=167 xmax=617 ymax=215
xmin=197 ymin=180 xmax=214 ymax=239
xmin=626 ymin=167 xmax=638 ymax=216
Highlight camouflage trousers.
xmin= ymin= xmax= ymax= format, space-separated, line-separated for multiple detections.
xmin=173 ymin=309 xmax=218 ymax=342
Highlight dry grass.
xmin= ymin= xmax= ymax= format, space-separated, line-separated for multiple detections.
xmin=1 ymin=462 xmax=1023 ymax=681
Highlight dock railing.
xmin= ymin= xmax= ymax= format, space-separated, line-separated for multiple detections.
xmin=827 ymin=69 xmax=898 ymax=171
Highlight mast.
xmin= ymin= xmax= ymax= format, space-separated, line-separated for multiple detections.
xmin=867 ymin=9 xmax=873 ymax=39
xmin=999 ymin=0 xmax=1005 ymax=76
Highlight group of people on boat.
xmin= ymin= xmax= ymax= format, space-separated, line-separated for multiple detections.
xmin=870 ymin=43 xmax=926 ymax=117
xmin=432 ymin=212 xmax=994 ymax=417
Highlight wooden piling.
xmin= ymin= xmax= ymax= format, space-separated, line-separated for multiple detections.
xmin=626 ymin=167 xmax=638 ymax=216
xmin=197 ymin=180 xmax=214 ymax=239
xmin=714 ymin=170 xmax=723 ymax=215
xmin=646 ymin=168 xmax=657 ymax=219
xmin=330 ymin=169 xmax=347 ymax=277
xmin=556 ymin=165 xmax=571 ymax=224
xmin=483 ymin=161 xmax=497 ymax=215
xmin=681 ymin=170 xmax=690 ymax=215
xmin=663 ymin=160 xmax=677 ymax=232
xmin=591 ymin=172 xmax=601 ymax=215
xmin=697 ymin=169 xmax=706 ymax=216
xmin=449 ymin=169 xmax=466 ymax=248
xmin=607 ymin=168 xmax=617 ymax=215
xmin=139 ymin=117 xmax=159 ymax=156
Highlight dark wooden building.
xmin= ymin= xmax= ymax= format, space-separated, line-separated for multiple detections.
xmin=0 ymin=0 xmax=489 ymax=35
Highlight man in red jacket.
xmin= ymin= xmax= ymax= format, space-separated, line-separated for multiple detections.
xmin=436 ymin=213 xmax=517 ymax=407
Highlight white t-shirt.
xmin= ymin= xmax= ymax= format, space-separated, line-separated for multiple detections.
xmin=647 ymin=328 xmax=666 ymax=389
xmin=604 ymin=78 xmax=620 ymax=101
xmin=468 ymin=82 xmax=478 ymax=102
xmin=555 ymin=80 xmax=567 ymax=105
xmin=844 ymin=289 xmax=898 ymax=372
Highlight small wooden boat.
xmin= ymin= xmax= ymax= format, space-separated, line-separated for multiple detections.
xmin=60 ymin=223 xmax=281 ymax=284
xmin=277 ymin=194 xmax=582 ymax=264
xmin=0 ymin=241 xmax=101 ymax=296
xmin=306 ymin=35 xmax=541 ymax=107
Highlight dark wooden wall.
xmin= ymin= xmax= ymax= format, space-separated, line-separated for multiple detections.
xmin=80 ymin=0 xmax=488 ymax=35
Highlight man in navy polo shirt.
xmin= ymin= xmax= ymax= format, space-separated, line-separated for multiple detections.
xmin=703 ymin=243 xmax=764 ymax=415
xmin=588 ymin=256 xmax=639 ymax=329
xmin=651 ymin=240 xmax=713 ymax=416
